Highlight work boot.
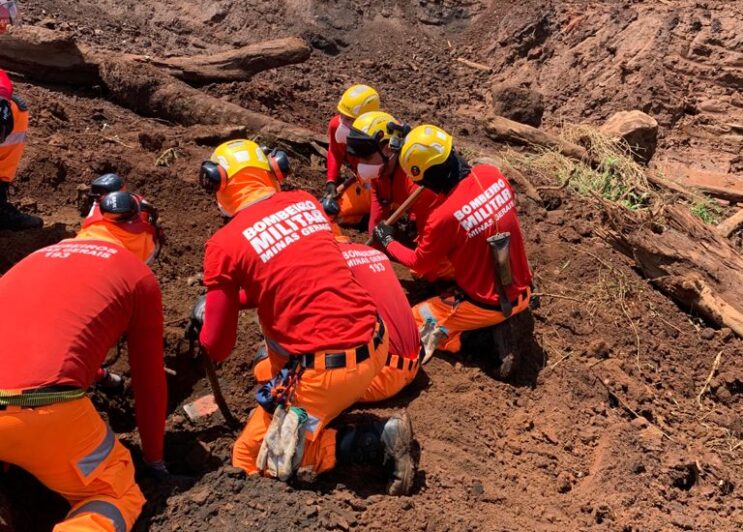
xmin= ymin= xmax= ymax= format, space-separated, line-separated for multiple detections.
xmin=0 ymin=182 xmax=42 ymax=231
xmin=337 ymin=411 xmax=416 ymax=496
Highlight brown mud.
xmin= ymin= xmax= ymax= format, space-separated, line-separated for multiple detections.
xmin=1 ymin=1 xmax=741 ymax=530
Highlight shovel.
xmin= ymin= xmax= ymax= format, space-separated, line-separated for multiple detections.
xmin=183 ymin=338 xmax=240 ymax=430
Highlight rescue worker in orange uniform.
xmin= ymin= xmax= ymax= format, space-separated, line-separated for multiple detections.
xmin=321 ymin=84 xmax=380 ymax=226
xmin=0 ymin=68 xmax=42 ymax=230
xmin=0 ymin=190 xmax=168 ymax=532
xmin=345 ymin=111 xmax=452 ymax=281
xmin=192 ymin=139 xmax=416 ymax=495
xmin=253 ymin=232 xmax=423 ymax=403
xmin=373 ymin=125 xmax=533 ymax=365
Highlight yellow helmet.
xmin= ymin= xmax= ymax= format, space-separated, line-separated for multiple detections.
xmin=399 ymin=124 xmax=453 ymax=181
xmin=346 ymin=111 xmax=406 ymax=158
xmin=337 ymin=84 xmax=380 ymax=119
xmin=204 ymin=139 xmax=284 ymax=216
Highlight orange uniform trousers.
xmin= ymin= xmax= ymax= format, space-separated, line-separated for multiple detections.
xmin=413 ymin=288 xmax=532 ymax=354
xmin=0 ymin=98 xmax=28 ymax=183
xmin=336 ymin=181 xmax=371 ymax=226
xmin=0 ymin=397 xmax=145 ymax=532
xmin=255 ymin=346 xmax=420 ymax=405
xmin=357 ymin=350 xmax=420 ymax=403
xmin=234 ymin=319 xmax=389 ymax=476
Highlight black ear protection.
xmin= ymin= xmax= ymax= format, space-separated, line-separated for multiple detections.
xmin=199 ymin=161 xmax=228 ymax=193
xmin=261 ymin=146 xmax=291 ymax=182
xmin=387 ymin=122 xmax=411 ymax=152
xmin=89 ymin=173 xmax=125 ymax=201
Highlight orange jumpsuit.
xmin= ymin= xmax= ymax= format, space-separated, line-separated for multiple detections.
xmin=200 ymin=190 xmax=388 ymax=476
xmin=0 ymin=95 xmax=28 ymax=183
xmin=386 ymin=165 xmax=533 ymax=354
xmin=0 ymin=238 xmax=167 ymax=532
xmin=327 ymin=114 xmax=371 ymax=225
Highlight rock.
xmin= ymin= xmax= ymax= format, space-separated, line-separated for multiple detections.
xmin=600 ymin=110 xmax=658 ymax=163
xmin=491 ymin=83 xmax=545 ymax=127
xmin=700 ymin=327 xmax=715 ymax=340
xmin=187 ymin=486 xmax=210 ymax=505
xmin=638 ymin=426 xmax=663 ymax=452
xmin=556 ymin=471 xmax=572 ymax=493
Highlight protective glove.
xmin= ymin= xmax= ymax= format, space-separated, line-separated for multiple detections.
xmin=321 ymin=195 xmax=341 ymax=217
xmin=325 ymin=181 xmax=338 ymax=198
xmin=143 ymin=459 xmax=170 ymax=481
xmin=373 ymin=222 xmax=395 ymax=248
xmin=185 ymin=295 xmax=206 ymax=342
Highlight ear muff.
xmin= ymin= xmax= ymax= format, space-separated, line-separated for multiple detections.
xmin=260 ymin=146 xmax=291 ymax=182
xmin=199 ymin=161 xmax=228 ymax=193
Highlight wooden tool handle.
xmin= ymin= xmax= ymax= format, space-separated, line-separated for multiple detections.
xmin=365 ymin=187 xmax=425 ymax=245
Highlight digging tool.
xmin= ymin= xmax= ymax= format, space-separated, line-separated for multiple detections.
xmin=333 ymin=175 xmax=357 ymax=198
xmin=366 ymin=187 xmax=425 ymax=245
xmin=184 ymin=337 xmax=240 ymax=430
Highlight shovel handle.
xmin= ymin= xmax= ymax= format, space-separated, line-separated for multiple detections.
xmin=201 ymin=353 xmax=240 ymax=429
xmin=365 ymin=187 xmax=425 ymax=245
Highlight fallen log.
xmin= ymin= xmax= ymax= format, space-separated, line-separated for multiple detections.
xmin=129 ymin=37 xmax=311 ymax=84
xmin=0 ymin=27 xmax=324 ymax=149
xmin=97 ymin=59 xmax=324 ymax=147
xmin=484 ymin=115 xmax=595 ymax=164
xmin=0 ymin=27 xmax=311 ymax=84
xmin=596 ymin=202 xmax=743 ymax=337
xmin=717 ymin=209 xmax=743 ymax=238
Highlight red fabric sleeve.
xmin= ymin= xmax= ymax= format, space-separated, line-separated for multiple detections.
xmin=127 ymin=274 xmax=167 ymax=463
xmin=326 ymin=117 xmax=343 ymax=183
xmin=200 ymin=241 xmax=241 ymax=362
xmin=386 ymin=215 xmax=454 ymax=274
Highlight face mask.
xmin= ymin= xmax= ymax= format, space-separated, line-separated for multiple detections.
xmin=356 ymin=162 xmax=384 ymax=183
xmin=335 ymin=123 xmax=351 ymax=144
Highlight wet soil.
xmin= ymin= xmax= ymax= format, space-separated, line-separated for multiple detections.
xmin=1 ymin=1 xmax=741 ymax=530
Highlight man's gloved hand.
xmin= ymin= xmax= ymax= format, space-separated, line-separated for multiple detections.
xmin=185 ymin=295 xmax=206 ymax=342
xmin=143 ymin=460 xmax=170 ymax=481
xmin=373 ymin=222 xmax=395 ymax=248
xmin=321 ymin=195 xmax=341 ymax=217
xmin=325 ymin=181 xmax=338 ymax=198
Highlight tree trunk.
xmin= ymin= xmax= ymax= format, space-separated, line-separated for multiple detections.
xmin=596 ymin=202 xmax=743 ymax=337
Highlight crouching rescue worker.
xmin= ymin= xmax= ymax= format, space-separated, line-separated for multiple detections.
xmin=321 ymin=84 xmax=380 ymax=225
xmin=0 ymin=190 xmax=167 ymax=532
xmin=0 ymin=67 xmax=42 ymax=230
xmin=253 ymin=230 xmax=423 ymax=403
xmin=346 ymin=111 xmax=452 ymax=281
xmin=192 ymin=139 xmax=416 ymax=495
xmin=373 ymin=125 xmax=533 ymax=366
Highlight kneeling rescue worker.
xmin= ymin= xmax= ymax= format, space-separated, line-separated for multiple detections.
xmin=0 ymin=67 xmax=42 ymax=230
xmin=0 ymin=190 xmax=167 ymax=531
xmin=373 ymin=125 xmax=533 ymax=364
xmin=193 ymin=139 xmax=416 ymax=495
xmin=321 ymin=84 xmax=380 ymax=225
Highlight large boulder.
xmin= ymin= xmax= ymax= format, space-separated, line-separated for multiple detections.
xmin=491 ymin=83 xmax=545 ymax=128
xmin=601 ymin=110 xmax=659 ymax=164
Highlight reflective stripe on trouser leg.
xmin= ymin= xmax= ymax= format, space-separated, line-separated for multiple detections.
xmin=64 ymin=500 xmax=126 ymax=532
xmin=77 ymin=425 xmax=115 ymax=477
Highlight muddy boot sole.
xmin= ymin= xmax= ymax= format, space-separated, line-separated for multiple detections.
xmin=382 ymin=411 xmax=416 ymax=496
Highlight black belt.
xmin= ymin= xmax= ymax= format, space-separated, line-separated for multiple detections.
xmin=293 ymin=317 xmax=385 ymax=370
xmin=385 ymin=345 xmax=423 ymax=371
xmin=462 ymin=289 xmax=529 ymax=313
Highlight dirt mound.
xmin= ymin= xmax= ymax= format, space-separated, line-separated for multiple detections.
xmin=1 ymin=1 xmax=742 ymax=530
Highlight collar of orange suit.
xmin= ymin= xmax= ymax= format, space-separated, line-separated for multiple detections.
xmin=216 ymin=167 xmax=280 ymax=217
xmin=75 ymin=222 xmax=155 ymax=263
